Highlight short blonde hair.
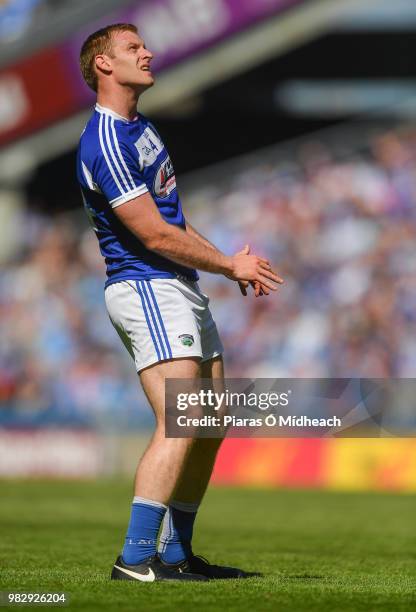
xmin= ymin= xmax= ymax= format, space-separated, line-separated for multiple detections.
xmin=80 ymin=23 xmax=137 ymax=92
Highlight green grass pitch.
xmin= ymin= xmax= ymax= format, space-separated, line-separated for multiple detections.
xmin=1 ymin=480 xmax=415 ymax=611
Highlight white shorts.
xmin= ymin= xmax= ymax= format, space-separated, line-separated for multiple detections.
xmin=104 ymin=278 xmax=224 ymax=372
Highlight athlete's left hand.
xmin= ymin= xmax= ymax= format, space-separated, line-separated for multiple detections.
xmin=235 ymin=245 xmax=268 ymax=298
xmin=238 ymin=279 xmax=265 ymax=297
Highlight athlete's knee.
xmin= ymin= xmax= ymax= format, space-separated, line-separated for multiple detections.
xmin=153 ymin=421 xmax=196 ymax=447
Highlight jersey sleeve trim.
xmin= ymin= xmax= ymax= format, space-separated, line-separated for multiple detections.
xmin=110 ymin=184 xmax=149 ymax=208
xmin=98 ymin=112 xmax=146 ymax=199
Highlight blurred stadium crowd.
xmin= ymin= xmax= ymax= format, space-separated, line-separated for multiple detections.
xmin=1 ymin=125 xmax=416 ymax=427
xmin=0 ymin=0 xmax=70 ymax=44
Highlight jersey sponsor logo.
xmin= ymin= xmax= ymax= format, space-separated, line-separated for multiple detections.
xmin=135 ymin=127 xmax=164 ymax=167
xmin=179 ymin=334 xmax=194 ymax=347
xmin=154 ymin=156 xmax=176 ymax=198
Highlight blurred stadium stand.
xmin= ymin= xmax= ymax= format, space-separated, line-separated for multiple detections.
xmin=0 ymin=0 xmax=366 ymax=177
xmin=1 ymin=0 xmax=416 ymax=483
xmin=0 ymin=0 xmax=133 ymax=66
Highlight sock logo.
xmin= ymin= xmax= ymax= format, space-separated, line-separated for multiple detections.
xmin=128 ymin=538 xmax=156 ymax=546
xmin=179 ymin=334 xmax=194 ymax=347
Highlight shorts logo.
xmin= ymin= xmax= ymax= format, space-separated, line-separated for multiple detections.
xmin=179 ymin=334 xmax=194 ymax=347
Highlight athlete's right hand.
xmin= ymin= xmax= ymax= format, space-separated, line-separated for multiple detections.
xmin=227 ymin=249 xmax=284 ymax=291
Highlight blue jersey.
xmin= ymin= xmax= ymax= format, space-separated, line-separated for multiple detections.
xmin=77 ymin=103 xmax=198 ymax=287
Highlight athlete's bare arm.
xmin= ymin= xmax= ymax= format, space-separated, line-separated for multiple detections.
xmin=187 ymin=222 xmax=251 ymax=295
xmin=113 ymin=192 xmax=283 ymax=290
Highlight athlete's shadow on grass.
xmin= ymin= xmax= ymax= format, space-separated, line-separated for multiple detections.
xmin=241 ymin=571 xmax=264 ymax=578
xmin=287 ymin=573 xmax=326 ymax=581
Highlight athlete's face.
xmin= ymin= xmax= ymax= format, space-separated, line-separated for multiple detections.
xmin=106 ymin=30 xmax=154 ymax=91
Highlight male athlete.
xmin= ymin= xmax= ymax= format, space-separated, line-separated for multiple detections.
xmin=77 ymin=23 xmax=282 ymax=582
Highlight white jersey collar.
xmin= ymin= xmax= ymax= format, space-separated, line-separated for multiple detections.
xmin=95 ymin=103 xmax=138 ymax=123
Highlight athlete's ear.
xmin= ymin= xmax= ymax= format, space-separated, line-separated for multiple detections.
xmin=95 ymin=54 xmax=112 ymax=76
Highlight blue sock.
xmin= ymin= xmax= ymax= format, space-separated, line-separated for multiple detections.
xmin=158 ymin=500 xmax=199 ymax=563
xmin=122 ymin=496 xmax=167 ymax=565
